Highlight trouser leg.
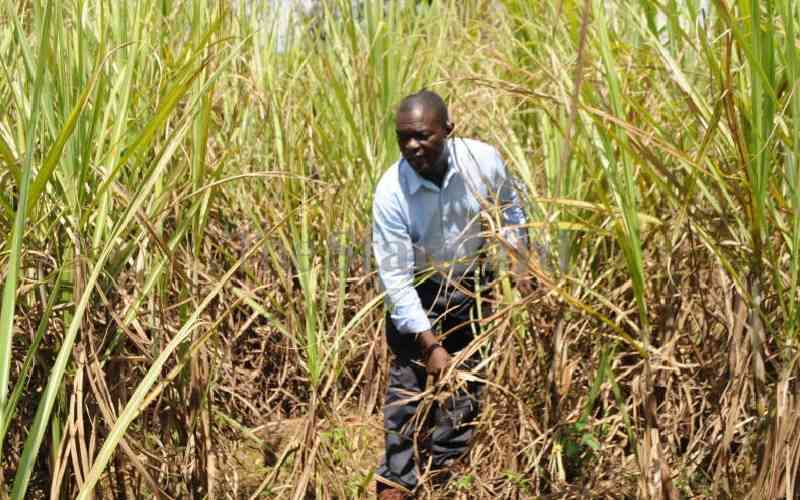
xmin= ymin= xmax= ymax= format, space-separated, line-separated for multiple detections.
xmin=376 ymin=357 xmax=427 ymax=491
xmin=430 ymin=358 xmax=483 ymax=468
xmin=378 ymin=275 xmax=490 ymax=490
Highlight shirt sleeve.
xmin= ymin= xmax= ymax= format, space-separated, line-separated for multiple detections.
xmin=493 ymin=149 xmax=529 ymax=258
xmin=372 ymin=192 xmax=432 ymax=334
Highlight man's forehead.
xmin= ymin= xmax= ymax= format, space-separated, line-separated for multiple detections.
xmin=396 ymin=106 xmax=437 ymax=128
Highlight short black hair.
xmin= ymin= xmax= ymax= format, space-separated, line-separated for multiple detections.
xmin=397 ymin=90 xmax=449 ymax=127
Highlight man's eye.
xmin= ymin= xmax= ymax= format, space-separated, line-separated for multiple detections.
xmin=396 ymin=133 xmax=429 ymax=143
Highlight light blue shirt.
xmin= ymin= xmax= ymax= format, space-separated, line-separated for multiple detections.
xmin=372 ymin=138 xmax=528 ymax=334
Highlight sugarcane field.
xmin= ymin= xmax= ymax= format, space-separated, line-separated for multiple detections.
xmin=2 ymin=0 xmax=799 ymax=498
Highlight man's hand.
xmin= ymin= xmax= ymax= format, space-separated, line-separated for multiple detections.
xmin=425 ymin=345 xmax=450 ymax=376
xmin=516 ymin=276 xmax=535 ymax=298
xmin=416 ymin=330 xmax=451 ymax=376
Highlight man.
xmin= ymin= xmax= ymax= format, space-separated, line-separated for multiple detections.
xmin=372 ymin=90 xmax=529 ymax=499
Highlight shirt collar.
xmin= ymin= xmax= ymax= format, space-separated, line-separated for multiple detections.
xmin=403 ymin=140 xmax=457 ymax=195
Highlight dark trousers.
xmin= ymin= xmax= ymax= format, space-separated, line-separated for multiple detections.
xmin=377 ymin=278 xmax=487 ymax=492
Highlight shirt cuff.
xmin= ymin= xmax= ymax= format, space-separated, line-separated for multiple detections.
xmin=390 ymin=305 xmax=432 ymax=334
xmin=500 ymin=226 xmax=528 ymax=253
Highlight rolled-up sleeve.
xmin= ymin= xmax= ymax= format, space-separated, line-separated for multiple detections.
xmin=372 ymin=192 xmax=431 ymax=334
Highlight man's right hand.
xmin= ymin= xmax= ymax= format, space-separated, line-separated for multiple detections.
xmin=417 ymin=330 xmax=451 ymax=376
xmin=425 ymin=345 xmax=451 ymax=376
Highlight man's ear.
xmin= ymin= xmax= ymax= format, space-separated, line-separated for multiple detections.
xmin=445 ymin=121 xmax=455 ymax=136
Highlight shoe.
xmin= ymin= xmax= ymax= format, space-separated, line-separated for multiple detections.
xmin=377 ymin=487 xmax=410 ymax=500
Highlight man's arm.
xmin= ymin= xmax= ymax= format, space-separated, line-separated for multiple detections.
xmin=372 ymin=192 xmax=449 ymax=373
xmin=493 ymin=149 xmax=530 ymax=282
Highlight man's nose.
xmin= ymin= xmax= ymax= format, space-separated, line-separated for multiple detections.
xmin=406 ymin=138 xmax=420 ymax=151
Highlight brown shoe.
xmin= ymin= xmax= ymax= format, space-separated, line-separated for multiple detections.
xmin=377 ymin=488 xmax=410 ymax=500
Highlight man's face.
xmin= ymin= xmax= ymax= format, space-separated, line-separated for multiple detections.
xmin=395 ymin=106 xmax=451 ymax=178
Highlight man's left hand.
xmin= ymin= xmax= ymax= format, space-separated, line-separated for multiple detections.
xmin=516 ymin=276 xmax=536 ymax=298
